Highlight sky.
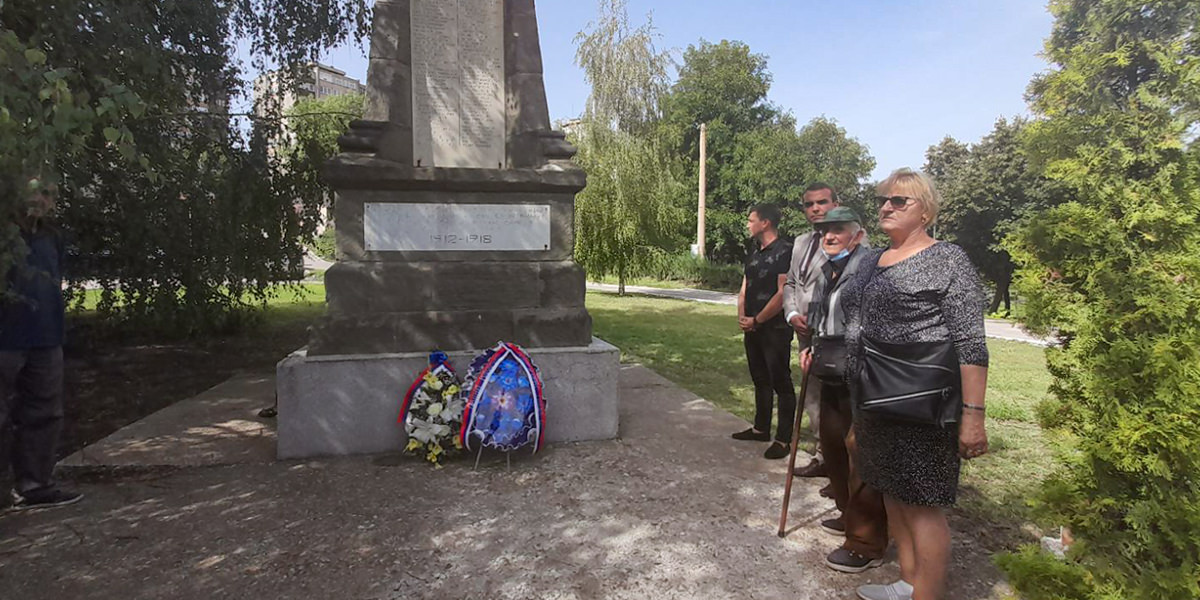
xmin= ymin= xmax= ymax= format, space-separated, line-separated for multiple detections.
xmin=273 ymin=0 xmax=1056 ymax=180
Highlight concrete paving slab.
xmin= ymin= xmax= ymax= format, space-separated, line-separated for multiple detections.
xmin=9 ymin=364 xmax=1011 ymax=599
xmin=58 ymin=373 xmax=277 ymax=469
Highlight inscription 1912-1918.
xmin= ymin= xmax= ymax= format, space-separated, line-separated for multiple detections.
xmin=363 ymin=203 xmax=551 ymax=252
xmin=410 ymin=0 xmax=505 ymax=169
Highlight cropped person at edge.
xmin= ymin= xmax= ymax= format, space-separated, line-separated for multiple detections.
xmin=1 ymin=175 xmax=83 ymax=511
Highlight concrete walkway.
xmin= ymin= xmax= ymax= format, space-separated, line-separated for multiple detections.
xmin=0 ymin=365 xmax=1011 ymax=599
xmin=587 ymin=282 xmax=1053 ymax=346
xmin=303 ymin=251 xmax=333 ymax=273
xmin=57 ymin=373 xmax=277 ymax=469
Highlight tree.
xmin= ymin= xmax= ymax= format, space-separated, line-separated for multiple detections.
xmin=660 ymin=39 xmax=779 ymax=261
xmin=661 ymin=39 xmax=777 ymax=170
xmin=0 ymin=29 xmax=142 ymax=297
xmin=994 ymin=2 xmax=1200 ymax=599
xmin=924 ymin=119 xmax=1069 ymax=314
xmin=922 ymin=135 xmax=971 ymax=243
xmin=286 ymin=93 xmax=365 ymax=164
xmin=571 ymin=0 xmax=686 ymax=295
xmin=284 ymin=91 xmax=365 ymax=226
xmin=726 ymin=116 xmax=875 ymax=258
xmin=923 ymin=136 xmax=970 ymax=182
xmin=789 ymin=116 xmax=877 ymax=231
xmin=0 ymin=0 xmax=370 ymax=334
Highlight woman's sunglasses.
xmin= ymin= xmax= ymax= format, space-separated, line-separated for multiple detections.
xmin=875 ymin=195 xmax=916 ymax=209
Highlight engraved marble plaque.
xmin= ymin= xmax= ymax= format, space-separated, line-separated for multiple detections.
xmin=364 ymin=203 xmax=550 ymax=251
xmin=411 ymin=0 xmax=505 ymax=168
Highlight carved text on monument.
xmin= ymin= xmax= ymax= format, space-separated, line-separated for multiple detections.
xmin=411 ymin=0 xmax=505 ymax=168
xmin=364 ymin=203 xmax=551 ymax=251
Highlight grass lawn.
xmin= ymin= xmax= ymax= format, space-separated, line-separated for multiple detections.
xmin=69 ymin=282 xmax=327 ymax=312
xmin=587 ymin=289 xmax=1063 ymax=549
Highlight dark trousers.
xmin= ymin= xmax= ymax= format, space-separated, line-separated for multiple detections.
xmin=0 ymin=347 xmax=65 ymax=494
xmin=744 ymin=327 xmax=796 ymax=443
xmin=820 ymin=382 xmax=888 ymax=558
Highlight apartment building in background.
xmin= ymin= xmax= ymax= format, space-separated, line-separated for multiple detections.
xmin=252 ymin=62 xmax=366 ymax=120
xmin=253 ymin=62 xmax=365 ymax=235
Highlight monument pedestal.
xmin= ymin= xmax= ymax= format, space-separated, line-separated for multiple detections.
xmin=275 ymin=0 xmax=619 ymax=459
xmin=277 ymin=338 xmax=618 ymax=459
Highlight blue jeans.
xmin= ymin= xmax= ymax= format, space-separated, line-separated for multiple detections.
xmin=0 ymin=347 xmax=64 ymax=493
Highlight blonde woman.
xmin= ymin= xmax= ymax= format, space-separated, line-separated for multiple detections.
xmin=845 ymin=169 xmax=989 ymax=600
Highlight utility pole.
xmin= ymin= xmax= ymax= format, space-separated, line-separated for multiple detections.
xmin=696 ymin=122 xmax=707 ymax=259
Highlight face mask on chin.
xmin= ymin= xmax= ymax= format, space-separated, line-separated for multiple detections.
xmin=822 ymin=247 xmax=851 ymax=262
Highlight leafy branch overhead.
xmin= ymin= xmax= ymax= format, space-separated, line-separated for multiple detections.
xmin=0 ymin=0 xmax=369 ymax=334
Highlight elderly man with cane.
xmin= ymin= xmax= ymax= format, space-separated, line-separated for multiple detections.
xmin=799 ymin=207 xmax=888 ymax=572
xmin=778 ymin=209 xmax=886 ymax=572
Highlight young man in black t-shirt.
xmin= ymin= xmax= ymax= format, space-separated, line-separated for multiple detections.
xmin=732 ymin=203 xmax=796 ymax=459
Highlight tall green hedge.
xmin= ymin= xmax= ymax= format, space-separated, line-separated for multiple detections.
xmin=998 ymin=2 xmax=1200 ymax=599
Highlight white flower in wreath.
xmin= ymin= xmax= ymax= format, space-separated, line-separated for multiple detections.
xmin=408 ymin=418 xmax=438 ymax=444
xmin=439 ymin=400 xmax=462 ymax=423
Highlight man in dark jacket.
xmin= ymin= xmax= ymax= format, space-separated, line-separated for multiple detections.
xmin=800 ymin=207 xmax=886 ymax=573
xmin=1 ymin=177 xmax=82 ymax=510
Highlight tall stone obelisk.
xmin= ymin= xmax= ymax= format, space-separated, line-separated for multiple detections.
xmin=275 ymin=0 xmax=620 ymax=459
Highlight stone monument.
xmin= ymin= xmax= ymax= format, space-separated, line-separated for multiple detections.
xmin=275 ymin=0 xmax=620 ymax=459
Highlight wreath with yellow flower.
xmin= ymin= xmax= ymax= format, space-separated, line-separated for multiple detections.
xmin=398 ymin=352 xmax=465 ymax=465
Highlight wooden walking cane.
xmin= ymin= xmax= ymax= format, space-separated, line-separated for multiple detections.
xmin=778 ymin=360 xmax=813 ymax=538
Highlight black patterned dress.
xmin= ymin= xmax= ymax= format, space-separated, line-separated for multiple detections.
xmin=844 ymin=242 xmax=988 ymax=506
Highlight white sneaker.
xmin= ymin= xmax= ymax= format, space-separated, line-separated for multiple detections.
xmin=856 ymin=580 xmax=914 ymax=600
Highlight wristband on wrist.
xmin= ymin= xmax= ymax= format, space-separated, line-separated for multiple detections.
xmin=963 ymin=403 xmax=986 ymax=413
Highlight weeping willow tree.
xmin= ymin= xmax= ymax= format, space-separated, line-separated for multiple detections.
xmin=570 ymin=0 xmax=687 ymax=295
xmin=1 ymin=0 xmax=370 ymax=334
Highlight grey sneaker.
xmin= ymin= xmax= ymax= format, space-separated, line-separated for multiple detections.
xmin=11 ymin=487 xmax=84 ymax=511
xmin=856 ymin=580 xmax=913 ymax=600
xmin=825 ymin=547 xmax=884 ymax=573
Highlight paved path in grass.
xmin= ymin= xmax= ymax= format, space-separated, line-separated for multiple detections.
xmin=2 ymin=366 xmax=1012 ymax=599
xmin=303 ymin=251 xmax=333 ymax=272
xmin=587 ymin=282 xmax=1053 ymax=346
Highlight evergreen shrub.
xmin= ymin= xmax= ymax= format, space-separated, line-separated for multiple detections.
xmin=996 ymin=2 xmax=1200 ymax=598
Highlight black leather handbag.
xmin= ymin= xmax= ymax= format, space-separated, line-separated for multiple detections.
xmin=853 ymin=253 xmax=962 ymax=426
xmin=857 ymin=336 xmax=962 ymax=426
xmin=810 ymin=335 xmax=849 ymax=384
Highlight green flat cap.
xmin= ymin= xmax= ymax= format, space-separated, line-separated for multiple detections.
xmin=819 ymin=206 xmax=861 ymax=225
